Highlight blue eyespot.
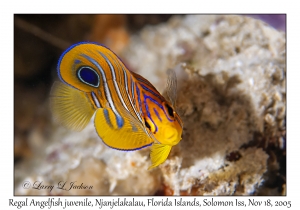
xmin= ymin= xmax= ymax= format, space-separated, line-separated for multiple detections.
xmin=77 ymin=67 xmax=100 ymax=87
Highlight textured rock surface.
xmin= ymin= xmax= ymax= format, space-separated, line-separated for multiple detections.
xmin=15 ymin=15 xmax=286 ymax=196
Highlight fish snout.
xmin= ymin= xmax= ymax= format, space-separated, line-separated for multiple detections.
xmin=163 ymin=126 xmax=181 ymax=145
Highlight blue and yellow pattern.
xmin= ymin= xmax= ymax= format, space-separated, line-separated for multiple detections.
xmin=50 ymin=42 xmax=183 ymax=169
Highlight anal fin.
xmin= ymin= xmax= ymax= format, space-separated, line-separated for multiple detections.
xmin=94 ymin=105 xmax=153 ymax=151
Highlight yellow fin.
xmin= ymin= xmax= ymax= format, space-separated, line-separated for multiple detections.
xmin=94 ymin=106 xmax=153 ymax=150
xmin=148 ymin=144 xmax=172 ymax=170
xmin=50 ymin=81 xmax=96 ymax=131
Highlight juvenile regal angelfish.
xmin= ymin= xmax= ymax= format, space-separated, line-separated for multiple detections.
xmin=50 ymin=42 xmax=183 ymax=169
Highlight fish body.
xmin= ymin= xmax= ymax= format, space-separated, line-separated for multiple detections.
xmin=50 ymin=42 xmax=183 ymax=169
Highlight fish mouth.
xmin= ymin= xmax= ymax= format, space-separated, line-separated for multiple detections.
xmin=161 ymin=127 xmax=181 ymax=145
xmin=165 ymin=128 xmax=176 ymax=140
xmin=167 ymin=133 xmax=175 ymax=140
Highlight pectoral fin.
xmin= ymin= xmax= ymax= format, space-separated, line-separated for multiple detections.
xmin=148 ymin=143 xmax=172 ymax=170
xmin=94 ymin=105 xmax=153 ymax=151
xmin=50 ymin=81 xmax=96 ymax=131
xmin=166 ymin=69 xmax=177 ymax=107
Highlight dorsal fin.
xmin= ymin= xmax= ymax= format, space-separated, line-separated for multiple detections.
xmin=131 ymin=71 xmax=159 ymax=92
xmin=131 ymin=71 xmax=164 ymax=102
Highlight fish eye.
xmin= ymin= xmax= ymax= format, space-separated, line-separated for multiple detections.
xmin=77 ymin=67 xmax=100 ymax=87
xmin=165 ymin=103 xmax=175 ymax=118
